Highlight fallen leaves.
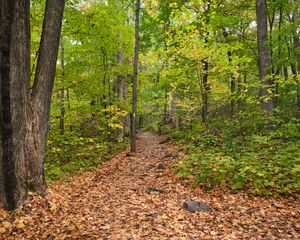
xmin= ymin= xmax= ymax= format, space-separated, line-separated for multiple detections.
xmin=0 ymin=132 xmax=299 ymax=239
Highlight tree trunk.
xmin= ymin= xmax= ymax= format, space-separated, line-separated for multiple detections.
xmin=0 ymin=0 xmax=30 ymax=210
xmin=170 ymin=92 xmax=179 ymax=129
xmin=30 ymin=0 xmax=65 ymax=193
xmin=227 ymin=50 xmax=236 ymax=113
xmin=60 ymin=35 xmax=65 ymax=135
xmin=274 ymin=4 xmax=283 ymax=108
xmin=291 ymin=6 xmax=300 ymax=114
xmin=256 ymin=0 xmax=274 ymax=115
xmin=0 ymin=0 xmax=65 ymax=210
xmin=131 ymin=0 xmax=140 ymax=153
xmin=123 ymin=81 xmax=130 ymax=134
xmin=117 ymin=49 xmax=126 ymax=138
xmin=200 ymin=1 xmax=211 ymax=127
xmin=201 ymin=59 xmax=209 ymax=126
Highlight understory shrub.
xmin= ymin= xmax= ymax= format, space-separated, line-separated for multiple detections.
xmin=174 ymin=118 xmax=300 ymax=195
xmin=45 ymin=131 xmax=127 ymax=182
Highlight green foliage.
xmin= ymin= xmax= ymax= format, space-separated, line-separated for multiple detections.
xmin=174 ymin=119 xmax=300 ymax=196
xmin=43 ymin=0 xmax=300 ymax=199
xmin=45 ymin=131 xmax=127 ymax=182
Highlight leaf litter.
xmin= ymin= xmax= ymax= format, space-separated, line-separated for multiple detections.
xmin=0 ymin=132 xmax=299 ymax=239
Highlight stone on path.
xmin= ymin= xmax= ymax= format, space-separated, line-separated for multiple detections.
xmin=183 ymin=200 xmax=212 ymax=212
xmin=157 ymin=163 xmax=166 ymax=170
xmin=164 ymin=153 xmax=178 ymax=159
xmin=147 ymin=212 xmax=162 ymax=217
xmin=146 ymin=188 xmax=166 ymax=194
xmin=159 ymin=137 xmax=170 ymax=144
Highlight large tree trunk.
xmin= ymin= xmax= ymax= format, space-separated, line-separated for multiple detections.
xmin=0 ymin=0 xmax=30 ymax=210
xmin=256 ymin=0 xmax=274 ymax=115
xmin=0 ymin=0 xmax=65 ymax=210
xmin=131 ymin=0 xmax=140 ymax=153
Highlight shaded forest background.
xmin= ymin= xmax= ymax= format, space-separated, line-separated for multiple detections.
xmin=31 ymin=0 xmax=300 ymax=196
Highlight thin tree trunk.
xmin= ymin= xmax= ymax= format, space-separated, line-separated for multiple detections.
xmin=200 ymin=1 xmax=211 ymax=127
xmin=256 ymin=0 xmax=274 ymax=115
xmin=274 ymin=4 xmax=283 ymax=108
xmin=60 ymin=35 xmax=65 ymax=135
xmin=201 ymin=59 xmax=209 ymax=126
xmin=123 ymin=81 xmax=130 ymax=134
xmin=227 ymin=50 xmax=236 ymax=112
xmin=163 ymin=90 xmax=168 ymax=123
xmin=131 ymin=0 xmax=140 ymax=153
xmin=170 ymin=93 xmax=179 ymax=129
xmin=283 ymin=65 xmax=288 ymax=81
xmin=117 ymin=49 xmax=126 ymax=138
xmin=291 ymin=7 xmax=300 ymax=114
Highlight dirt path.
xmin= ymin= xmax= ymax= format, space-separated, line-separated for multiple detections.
xmin=0 ymin=132 xmax=299 ymax=239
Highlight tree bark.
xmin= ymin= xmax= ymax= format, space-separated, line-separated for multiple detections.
xmin=0 ymin=0 xmax=30 ymax=210
xmin=30 ymin=0 xmax=65 ymax=193
xmin=0 ymin=0 xmax=65 ymax=209
xmin=131 ymin=0 xmax=140 ymax=153
xmin=256 ymin=0 xmax=274 ymax=115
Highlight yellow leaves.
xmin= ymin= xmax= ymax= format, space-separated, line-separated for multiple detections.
xmin=0 ymin=226 xmax=6 ymax=234
xmin=176 ymin=213 xmax=185 ymax=221
xmin=2 ymin=221 xmax=12 ymax=229
xmin=49 ymin=202 xmax=58 ymax=212
xmin=14 ymin=217 xmax=27 ymax=229
xmin=0 ymin=217 xmax=27 ymax=234
xmin=16 ymin=221 xmax=26 ymax=230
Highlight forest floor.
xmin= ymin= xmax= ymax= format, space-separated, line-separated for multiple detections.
xmin=0 ymin=132 xmax=299 ymax=239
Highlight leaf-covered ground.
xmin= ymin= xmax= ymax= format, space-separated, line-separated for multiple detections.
xmin=0 ymin=132 xmax=299 ymax=239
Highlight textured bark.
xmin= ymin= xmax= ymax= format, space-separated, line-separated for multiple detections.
xmin=30 ymin=0 xmax=65 ymax=192
xmin=256 ymin=0 xmax=274 ymax=115
xmin=0 ymin=0 xmax=65 ymax=209
xmin=0 ymin=0 xmax=30 ymax=210
xmin=131 ymin=0 xmax=140 ymax=153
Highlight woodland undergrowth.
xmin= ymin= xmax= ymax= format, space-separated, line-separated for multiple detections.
xmin=157 ymin=115 xmax=300 ymax=196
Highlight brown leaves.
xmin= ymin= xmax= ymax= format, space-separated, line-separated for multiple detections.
xmin=0 ymin=132 xmax=299 ymax=239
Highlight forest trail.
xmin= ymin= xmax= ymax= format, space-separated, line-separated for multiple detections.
xmin=0 ymin=132 xmax=299 ymax=239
